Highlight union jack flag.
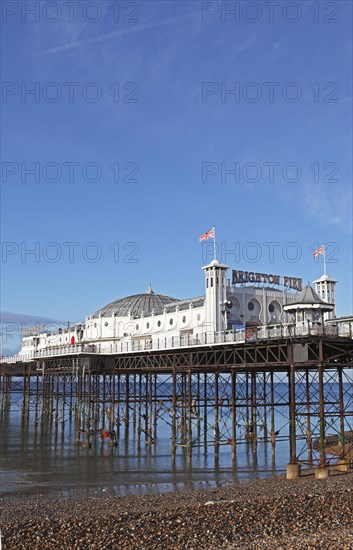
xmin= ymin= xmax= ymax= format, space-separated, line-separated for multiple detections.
xmin=199 ymin=227 xmax=215 ymax=242
xmin=313 ymin=246 xmax=324 ymax=257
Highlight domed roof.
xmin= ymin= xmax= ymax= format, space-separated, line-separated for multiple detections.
xmin=92 ymin=285 xmax=180 ymax=318
xmin=312 ymin=273 xmax=337 ymax=283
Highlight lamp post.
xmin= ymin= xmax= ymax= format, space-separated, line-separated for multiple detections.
xmin=220 ymin=300 xmax=232 ymax=332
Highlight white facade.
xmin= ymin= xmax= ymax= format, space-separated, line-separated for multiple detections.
xmin=17 ymin=264 xmax=324 ymax=359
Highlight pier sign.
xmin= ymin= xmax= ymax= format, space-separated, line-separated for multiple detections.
xmin=232 ymin=270 xmax=302 ymax=291
xmin=23 ymin=324 xmax=46 ymax=336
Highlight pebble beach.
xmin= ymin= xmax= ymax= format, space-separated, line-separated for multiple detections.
xmin=1 ymin=471 xmax=353 ymax=549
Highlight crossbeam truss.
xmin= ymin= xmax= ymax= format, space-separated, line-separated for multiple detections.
xmin=1 ymin=336 xmax=352 ymax=471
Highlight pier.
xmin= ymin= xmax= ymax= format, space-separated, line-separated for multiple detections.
xmin=1 ymin=324 xmax=352 ymax=479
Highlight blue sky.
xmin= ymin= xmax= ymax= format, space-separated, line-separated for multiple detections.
xmin=1 ymin=0 xmax=352 ymax=351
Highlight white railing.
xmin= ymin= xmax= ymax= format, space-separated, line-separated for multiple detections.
xmin=1 ymin=322 xmax=351 ymax=365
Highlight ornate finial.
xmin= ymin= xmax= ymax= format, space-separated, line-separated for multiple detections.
xmin=147 ymin=283 xmax=154 ymax=294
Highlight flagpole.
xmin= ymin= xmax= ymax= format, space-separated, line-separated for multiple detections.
xmin=323 ymin=244 xmax=327 ymax=275
xmin=213 ymin=226 xmax=216 ymax=261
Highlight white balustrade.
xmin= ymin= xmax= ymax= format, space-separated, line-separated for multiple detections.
xmin=0 ymin=322 xmax=351 ymax=366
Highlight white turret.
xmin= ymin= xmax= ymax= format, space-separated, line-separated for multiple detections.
xmin=202 ymin=259 xmax=229 ymax=332
xmin=313 ymin=273 xmax=337 ymax=320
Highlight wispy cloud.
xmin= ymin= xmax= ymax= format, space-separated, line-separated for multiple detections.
xmin=302 ymin=184 xmax=353 ymax=234
xmin=0 ymin=311 xmax=62 ymax=325
xmin=0 ymin=312 xmax=63 ymax=355
xmin=235 ymin=33 xmax=257 ymax=54
xmin=34 ymin=13 xmax=197 ymax=56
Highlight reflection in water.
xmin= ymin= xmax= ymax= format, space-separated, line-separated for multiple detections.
xmin=2 ymin=379 xmax=348 ymax=499
xmin=0 ymin=410 xmax=288 ymax=499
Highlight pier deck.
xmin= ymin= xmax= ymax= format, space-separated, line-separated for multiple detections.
xmin=1 ymin=333 xmax=352 ymax=476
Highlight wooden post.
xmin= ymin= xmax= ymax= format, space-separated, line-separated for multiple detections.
xmin=289 ymin=363 xmax=297 ymax=465
xmin=305 ymin=369 xmax=313 ymax=462
xmin=245 ymin=372 xmax=250 ymax=438
xmin=197 ymin=372 xmax=201 ymax=441
xmin=85 ymin=371 xmax=91 ymax=448
xmin=102 ymin=373 xmax=106 ymax=429
xmin=137 ymin=373 xmax=142 ymax=449
xmin=214 ymin=371 xmax=219 ymax=458
xmin=231 ymin=370 xmax=236 ymax=459
xmin=251 ymin=371 xmax=257 ymax=451
xmin=153 ymin=374 xmax=158 ymax=443
xmin=318 ymin=354 xmax=326 ymax=468
xmin=21 ymin=366 xmax=27 ymax=417
xmin=117 ymin=373 xmax=121 ymax=439
xmin=34 ymin=372 xmax=40 ymax=430
xmin=125 ymin=373 xmax=130 ymax=437
xmin=187 ymin=368 xmax=192 ymax=464
xmin=203 ymin=372 xmax=208 ymax=452
xmin=338 ymin=367 xmax=346 ymax=460
xmin=133 ymin=374 xmax=137 ymax=436
xmin=263 ymin=372 xmax=268 ymax=441
xmin=171 ymin=368 xmax=177 ymax=461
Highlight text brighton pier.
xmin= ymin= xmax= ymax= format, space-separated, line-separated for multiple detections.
xmin=232 ymin=270 xmax=302 ymax=291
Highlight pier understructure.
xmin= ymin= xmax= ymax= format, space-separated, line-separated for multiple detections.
xmin=1 ymin=331 xmax=353 ymax=479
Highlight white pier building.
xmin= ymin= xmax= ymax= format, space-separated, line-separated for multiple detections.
xmin=9 ymin=260 xmax=349 ymax=363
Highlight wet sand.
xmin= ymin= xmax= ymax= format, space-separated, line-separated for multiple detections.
xmin=1 ymin=471 xmax=353 ymax=549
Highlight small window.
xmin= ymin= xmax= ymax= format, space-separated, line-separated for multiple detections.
xmin=248 ymin=302 xmax=255 ymax=311
xmin=182 ymin=316 xmax=186 ymax=323
xmin=269 ymin=304 xmax=275 ymax=313
xmin=104 ymin=322 xmax=109 ymax=327
xmin=170 ymin=318 xmax=173 ymax=325
xmin=157 ymin=320 xmax=161 ymax=327
xmin=146 ymin=322 xmax=150 ymax=329
xmin=211 ymin=277 xmax=213 ymax=287
xmin=206 ymin=278 xmax=209 ymax=288
xmin=197 ymin=313 xmax=201 ymax=321
xmin=136 ymin=324 xmax=139 ymax=330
